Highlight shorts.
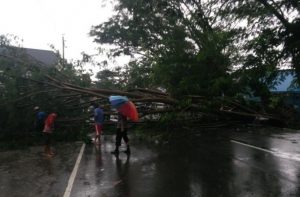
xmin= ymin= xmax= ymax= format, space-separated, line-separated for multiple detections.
xmin=95 ymin=124 xmax=103 ymax=136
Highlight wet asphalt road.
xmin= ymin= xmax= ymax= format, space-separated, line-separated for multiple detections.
xmin=0 ymin=142 xmax=83 ymax=197
xmin=1 ymin=127 xmax=300 ymax=197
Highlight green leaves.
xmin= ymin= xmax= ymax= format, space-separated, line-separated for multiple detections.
xmin=89 ymin=0 xmax=300 ymax=114
xmin=0 ymin=34 xmax=94 ymax=135
xmin=91 ymin=0 xmax=236 ymax=97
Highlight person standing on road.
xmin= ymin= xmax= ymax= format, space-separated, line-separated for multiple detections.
xmin=111 ymin=112 xmax=130 ymax=155
xmin=34 ymin=106 xmax=47 ymax=133
xmin=94 ymin=104 xmax=104 ymax=144
xmin=43 ymin=113 xmax=57 ymax=156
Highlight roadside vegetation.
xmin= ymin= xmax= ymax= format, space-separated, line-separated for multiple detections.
xmin=1 ymin=0 xmax=300 ymax=149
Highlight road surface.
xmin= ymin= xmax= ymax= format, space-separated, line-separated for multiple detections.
xmin=1 ymin=127 xmax=300 ymax=197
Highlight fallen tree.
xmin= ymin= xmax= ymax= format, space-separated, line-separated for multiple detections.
xmin=11 ymin=72 xmax=288 ymax=129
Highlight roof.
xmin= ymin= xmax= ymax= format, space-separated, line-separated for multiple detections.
xmin=24 ymin=48 xmax=58 ymax=66
xmin=0 ymin=46 xmax=58 ymax=67
xmin=269 ymin=70 xmax=300 ymax=93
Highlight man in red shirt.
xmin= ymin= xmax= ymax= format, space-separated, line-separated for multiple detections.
xmin=43 ymin=113 xmax=57 ymax=156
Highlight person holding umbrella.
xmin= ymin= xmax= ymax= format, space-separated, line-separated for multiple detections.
xmin=111 ymin=112 xmax=130 ymax=154
xmin=109 ymin=96 xmax=138 ymax=155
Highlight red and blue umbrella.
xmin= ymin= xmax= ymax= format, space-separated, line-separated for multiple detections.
xmin=109 ymin=95 xmax=139 ymax=122
xmin=109 ymin=95 xmax=129 ymax=108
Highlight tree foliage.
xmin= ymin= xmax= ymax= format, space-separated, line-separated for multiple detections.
xmin=219 ymin=0 xmax=300 ymax=79
xmin=90 ymin=0 xmax=238 ymax=97
xmin=2 ymin=0 xmax=300 ymax=140
xmin=0 ymin=34 xmax=93 ymax=139
xmin=90 ymin=0 xmax=300 ymax=107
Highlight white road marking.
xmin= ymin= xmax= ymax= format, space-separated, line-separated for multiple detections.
xmin=231 ymin=140 xmax=274 ymax=153
xmin=63 ymin=143 xmax=86 ymax=197
xmin=231 ymin=140 xmax=300 ymax=162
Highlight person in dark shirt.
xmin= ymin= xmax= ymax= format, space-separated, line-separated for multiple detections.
xmin=111 ymin=112 xmax=130 ymax=155
xmin=34 ymin=106 xmax=47 ymax=132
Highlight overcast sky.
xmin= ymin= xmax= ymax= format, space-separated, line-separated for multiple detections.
xmin=0 ymin=0 xmax=115 ymax=64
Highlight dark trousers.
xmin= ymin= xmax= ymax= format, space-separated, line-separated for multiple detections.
xmin=115 ymin=128 xmax=129 ymax=146
xmin=36 ymin=121 xmax=44 ymax=132
xmin=43 ymin=132 xmax=51 ymax=146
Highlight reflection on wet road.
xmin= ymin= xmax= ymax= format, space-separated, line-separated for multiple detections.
xmin=71 ymin=129 xmax=300 ymax=197
xmin=1 ymin=128 xmax=300 ymax=197
xmin=0 ymin=142 xmax=83 ymax=197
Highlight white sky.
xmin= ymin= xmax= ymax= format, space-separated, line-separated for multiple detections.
xmin=0 ymin=0 xmax=128 ymax=73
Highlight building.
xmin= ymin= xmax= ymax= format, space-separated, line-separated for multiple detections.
xmin=0 ymin=46 xmax=59 ymax=92
xmin=269 ymin=70 xmax=300 ymax=112
xmin=0 ymin=46 xmax=58 ymax=67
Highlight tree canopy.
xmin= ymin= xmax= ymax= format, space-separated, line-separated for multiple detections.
xmin=90 ymin=0 xmax=300 ymax=99
xmin=1 ymin=0 xmax=300 ymax=143
xmin=90 ymin=0 xmax=237 ymax=97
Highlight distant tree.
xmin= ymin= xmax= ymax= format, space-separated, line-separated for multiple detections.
xmin=95 ymin=68 xmax=123 ymax=89
xmin=125 ymin=58 xmax=155 ymax=89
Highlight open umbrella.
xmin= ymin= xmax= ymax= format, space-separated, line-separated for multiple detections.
xmin=109 ymin=95 xmax=129 ymax=108
xmin=109 ymin=96 xmax=139 ymax=122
